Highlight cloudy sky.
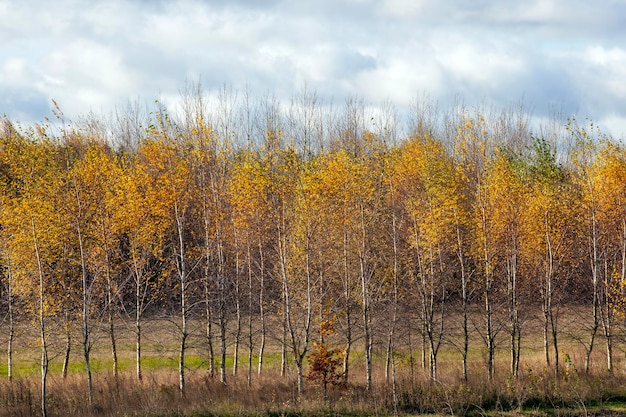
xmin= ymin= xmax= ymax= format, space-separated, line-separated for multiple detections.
xmin=1 ymin=0 xmax=626 ymax=137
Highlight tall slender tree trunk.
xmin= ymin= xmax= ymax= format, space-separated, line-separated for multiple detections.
xmin=426 ymin=243 xmax=446 ymax=381
xmin=233 ymin=229 xmax=241 ymax=377
xmin=134 ymin=256 xmax=143 ymax=382
xmin=285 ymin=216 xmax=313 ymax=395
xmin=604 ymin=317 xmax=613 ymax=373
xmin=218 ymin=236 xmax=228 ymax=385
xmin=543 ymin=303 xmax=550 ymax=367
xmin=41 ymin=318 xmax=49 ymax=417
xmin=246 ymin=236 xmax=254 ymax=386
xmin=360 ymin=258 xmax=372 ymax=389
xmin=205 ymin=280 xmax=215 ymax=378
xmin=359 ymin=204 xmax=372 ymax=391
xmin=486 ymin=278 xmax=494 ymax=380
xmin=413 ymin=215 xmax=427 ymax=372
xmin=6 ymin=259 xmax=14 ymax=381
xmin=233 ymin=302 xmax=241 ymax=376
xmin=62 ymin=313 xmax=71 ymax=380
xmin=207 ymin=158 xmax=228 ymax=385
xmin=456 ymin=221 xmax=469 ymax=382
xmin=507 ymin=234 xmax=521 ymax=378
xmin=342 ymin=226 xmax=352 ymax=383
xmin=103 ymin=237 xmax=118 ymax=379
xmin=204 ymin=211 xmax=215 ymax=378
xmin=481 ymin=204 xmax=495 ymax=381
xmin=585 ymin=208 xmax=600 ymax=374
xmin=281 ymin=297 xmax=287 ymax=377
xmin=421 ymin=322 xmax=427 ymax=370
xmin=414 ymin=216 xmax=442 ymax=381
xmin=551 ymin=309 xmax=559 ymax=379
xmin=602 ymin=255 xmax=615 ymax=373
xmin=279 ymin=220 xmax=290 ymax=379
xmin=385 ymin=329 xmax=393 ymax=383
xmin=545 ymin=221 xmax=559 ymax=379
xmin=391 ymin=332 xmax=399 ymax=417
xmin=136 ymin=295 xmax=142 ymax=382
xmin=77 ymin=221 xmax=93 ymax=404
xmin=407 ymin=313 xmax=416 ymax=389
xmin=106 ymin=273 xmax=118 ymax=378
xmin=258 ymin=240 xmax=266 ymax=376
xmin=385 ymin=195 xmax=399 ymax=384
xmin=278 ymin=212 xmax=290 ymax=380
xmin=32 ymin=218 xmax=49 ymax=417
xmin=219 ymin=287 xmax=227 ymax=384
xmin=175 ymin=202 xmax=188 ymax=396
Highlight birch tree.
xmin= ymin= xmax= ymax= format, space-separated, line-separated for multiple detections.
xmin=523 ymin=137 xmax=577 ymax=378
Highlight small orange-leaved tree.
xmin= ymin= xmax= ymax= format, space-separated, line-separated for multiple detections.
xmin=306 ymin=317 xmax=344 ymax=402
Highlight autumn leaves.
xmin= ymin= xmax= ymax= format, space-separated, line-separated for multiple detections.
xmin=0 ymin=103 xmax=625 ymax=411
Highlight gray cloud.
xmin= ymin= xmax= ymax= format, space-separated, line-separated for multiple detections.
xmin=0 ymin=86 xmax=50 ymax=123
xmin=1 ymin=0 xmax=625 ymax=137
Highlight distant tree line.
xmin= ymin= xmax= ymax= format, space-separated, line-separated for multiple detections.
xmin=1 ymin=86 xmax=625 ymax=416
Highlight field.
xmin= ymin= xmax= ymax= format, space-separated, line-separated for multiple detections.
xmin=1 ymin=307 xmax=626 ymax=417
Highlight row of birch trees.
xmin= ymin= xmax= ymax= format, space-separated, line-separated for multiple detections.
xmin=1 ymin=90 xmax=626 ymax=416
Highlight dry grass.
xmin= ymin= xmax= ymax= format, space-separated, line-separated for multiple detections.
xmin=1 ymin=308 xmax=626 ymax=416
xmin=2 ymin=363 xmax=626 ymax=417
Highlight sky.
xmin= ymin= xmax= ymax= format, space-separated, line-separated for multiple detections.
xmin=1 ymin=0 xmax=626 ymax=138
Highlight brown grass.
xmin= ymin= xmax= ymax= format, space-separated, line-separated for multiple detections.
xmin=1 ymin=308 xmax=626 ymax=416
xmin=1 ymin=353 xmax=625 ymax=417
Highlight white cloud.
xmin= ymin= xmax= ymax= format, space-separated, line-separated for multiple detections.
xmin=354 ymin=58 xmax=445 ymax=107
xmin=379 ymin=0 xmax=428 ymax=18
xmin=599 ymin=114 xmax=626 ymax=140
xmin=436 ymin=38 xmax=525 ymax=86
xmin=585 ymin=46 xmax=626 ymax=98
xmin=1 ymin=58 xmax=30 ymax=85
xmin=35 ymin=40 xmax=138 ymax=116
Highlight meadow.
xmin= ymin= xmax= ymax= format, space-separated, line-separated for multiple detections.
xmin=1 ymin=308 xmax=626 ymax=417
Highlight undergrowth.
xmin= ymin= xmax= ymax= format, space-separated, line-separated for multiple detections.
xmin=0 ymin=364 xmax=625 ymax=417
